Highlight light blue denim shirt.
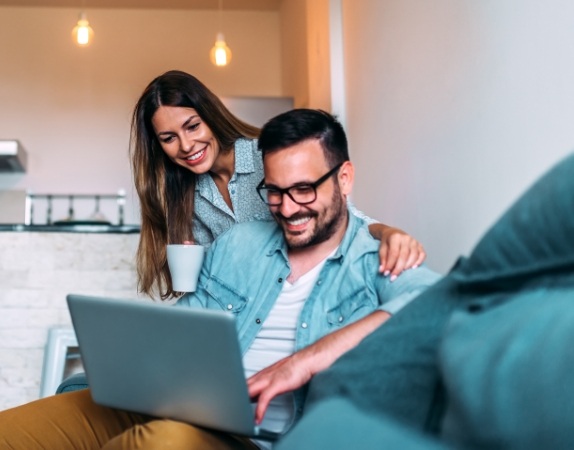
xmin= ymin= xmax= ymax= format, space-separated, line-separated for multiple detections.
xmin=177 ymin=212 xmax=441 ymax=424
xmin=192 ymin=138 xmax=375 ymax=246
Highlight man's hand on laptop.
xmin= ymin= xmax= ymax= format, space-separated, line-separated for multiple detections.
xmin=247 ymin=310 xmax=390 ymax=424
xmin=248 ymin=350 xmax=314 ymax=425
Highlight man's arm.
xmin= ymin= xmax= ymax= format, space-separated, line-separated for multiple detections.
xmin=247 ymin=310 xmax=391 ymax=424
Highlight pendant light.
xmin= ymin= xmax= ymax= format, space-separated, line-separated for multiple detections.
xmin=210 ymin=0 xmax=232 ymax=67
xmin=72 ymin=3 xmax=94 ymax=47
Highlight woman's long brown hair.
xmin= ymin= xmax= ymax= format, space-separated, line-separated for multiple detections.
xmin=130 ymin=70 xmax=260 ymax=300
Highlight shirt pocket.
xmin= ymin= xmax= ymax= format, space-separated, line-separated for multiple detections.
xmin=326 ymin=287 xmax=377 ymax=327
xmin=204 ymin=275 xmax=249 ymax=315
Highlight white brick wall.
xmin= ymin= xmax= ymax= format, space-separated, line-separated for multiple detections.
xmin=0 ymin=231 xmax=145 ymax=411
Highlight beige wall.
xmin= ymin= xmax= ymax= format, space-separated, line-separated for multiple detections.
xmin=280 ymin=0 xmax=309 ymax=107
xmin=0 ymin=6 xmax=281 ymax=223
xmin=279 ymin=0 xmax=331 ymax=110
xmin=306 ymin=0 xmax=331 ymax=111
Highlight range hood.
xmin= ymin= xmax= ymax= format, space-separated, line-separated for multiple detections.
xmin=0 ymin=140 xmax=28 ymax=173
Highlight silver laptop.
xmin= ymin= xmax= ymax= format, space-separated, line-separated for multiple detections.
xmin=66 ymin=294 xmax=280 ymax=441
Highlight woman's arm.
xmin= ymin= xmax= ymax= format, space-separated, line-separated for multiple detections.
xmin=368 ymin=223 xmax=426 ymax=280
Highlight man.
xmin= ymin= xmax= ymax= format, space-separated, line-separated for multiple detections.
xmin=0 ymin=109 xmax=439 ymax=449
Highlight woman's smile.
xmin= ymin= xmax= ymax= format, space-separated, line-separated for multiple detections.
xmin=182 ymin=147 xmax=208 ymax=166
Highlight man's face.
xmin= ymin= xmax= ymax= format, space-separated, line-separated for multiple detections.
xmin=262 ymin=139 xmax=353 ymax=249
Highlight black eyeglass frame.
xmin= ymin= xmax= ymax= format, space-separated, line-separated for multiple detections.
xmin=256 ymin=162 xmax=344 ymax=206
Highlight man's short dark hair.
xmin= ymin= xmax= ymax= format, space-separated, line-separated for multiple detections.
xmin=258 ymin=109 xmax=349 ymax=168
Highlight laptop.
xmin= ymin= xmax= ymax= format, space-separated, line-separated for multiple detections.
xmin=66 ymin=293 xmax=280 ymax=441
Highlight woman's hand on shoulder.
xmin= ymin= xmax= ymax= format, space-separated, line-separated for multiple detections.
xmin=368 ymin=224 xmax=426 ymax=281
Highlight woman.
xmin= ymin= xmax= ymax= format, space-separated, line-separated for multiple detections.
xmin=131 ymin=70 xmax=426 ymax=300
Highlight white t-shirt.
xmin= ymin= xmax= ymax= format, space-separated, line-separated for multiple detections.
xmin=243 ymin=252 xmax=333 ymax=449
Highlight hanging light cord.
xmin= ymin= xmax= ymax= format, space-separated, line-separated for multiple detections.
xmin=218 ymin=0 xmax=223 ymax=32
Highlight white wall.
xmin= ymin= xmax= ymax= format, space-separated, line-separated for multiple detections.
xmin=342 ymin=0 xmax=574 ymax=273
xmin=0 ymin=6 xmax=281 ymax=224
xmin=220 ymin=97 xmax=294 ymax=128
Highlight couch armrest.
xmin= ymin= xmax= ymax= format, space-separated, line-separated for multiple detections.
xmin=56 ymin=372 xmax=89 ymax=394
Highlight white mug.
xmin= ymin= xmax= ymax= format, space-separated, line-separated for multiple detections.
xmin=166 ymin=244 xmax=205 ymax=292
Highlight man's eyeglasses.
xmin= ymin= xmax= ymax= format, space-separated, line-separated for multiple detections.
xmin=256 ymin=163 xmax=343 ymax=206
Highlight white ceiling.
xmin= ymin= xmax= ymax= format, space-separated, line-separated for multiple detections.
xmin=0 ymin=0 xmax=282 ymax=11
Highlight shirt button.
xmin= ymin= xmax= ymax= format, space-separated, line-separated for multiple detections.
xmin=227 ymin=304 xmax=233 ymax=310
xmin=301 ymin=322 xmax=308 ymax=329
xmin=231 ymin=189 xmax=236 ymax=194
xmin=278 ymin=278 xmax=283 ymax=283
xmin=338 ymin=316 xmax=344 ymax=323
xmin=317 ymin=280 xmax=322 ymax=285
xmin=256 ymin=318 xmax=261 ymax=324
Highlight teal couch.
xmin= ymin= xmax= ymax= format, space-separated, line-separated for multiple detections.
xmin=278 ymin=152 xmax=574 ymax=449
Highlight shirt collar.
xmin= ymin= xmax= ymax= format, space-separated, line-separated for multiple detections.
xmin=234 ymin=138 xmax=258 ymax=175
xmin=195 ymin=137 xmax=257 ymax=194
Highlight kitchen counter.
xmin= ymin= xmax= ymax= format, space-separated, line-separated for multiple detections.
xmin=0 ymin=229 xmax=142 ymax=411
xmin=0 ymin=224 xmax=140 ymax=233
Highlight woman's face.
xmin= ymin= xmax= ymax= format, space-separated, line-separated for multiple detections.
xmin=151 ymin=106 xmax=220 ymax=174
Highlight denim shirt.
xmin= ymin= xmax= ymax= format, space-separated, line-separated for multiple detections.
xmin=177 ymin=212 xmax=441 ymax=424
xmin=191 ymin=138 xmax=376 ymax=246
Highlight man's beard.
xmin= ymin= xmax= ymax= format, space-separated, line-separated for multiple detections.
xmin=273 ymin=185 xmax=347 ymax=249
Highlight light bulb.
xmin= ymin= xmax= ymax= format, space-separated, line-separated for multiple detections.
xmin=72 ymin=12 xmax=94 ymax=47
xmin=210 ymin=32 xmax=232 ymax=67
